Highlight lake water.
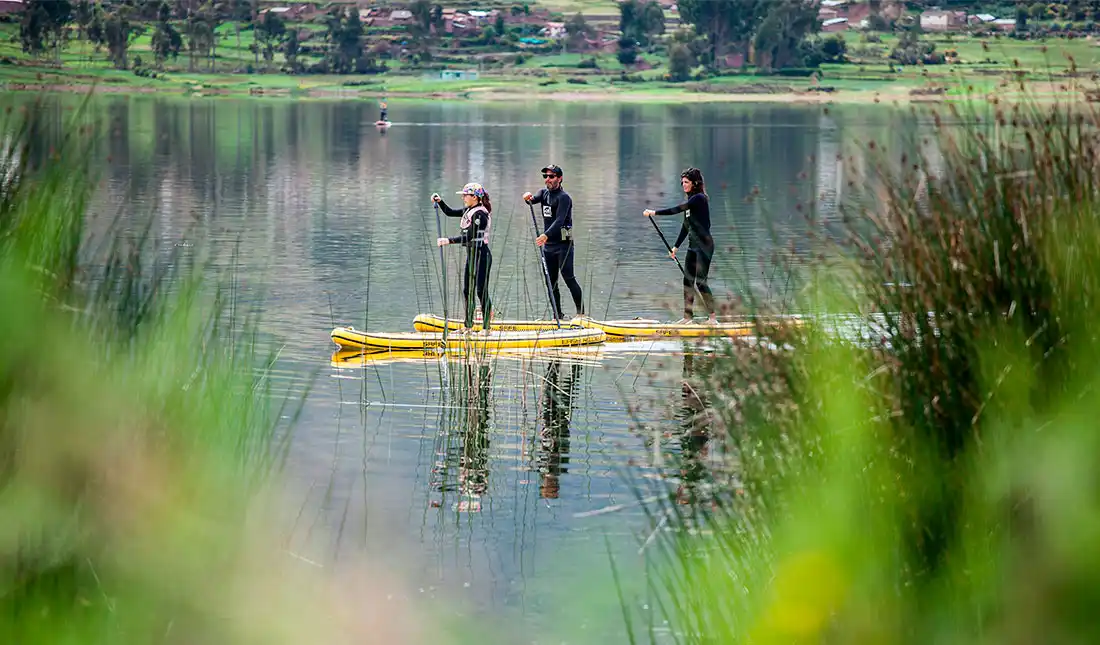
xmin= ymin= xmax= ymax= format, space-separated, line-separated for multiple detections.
xmin=12 ymin=94 xmax=922 ymax=642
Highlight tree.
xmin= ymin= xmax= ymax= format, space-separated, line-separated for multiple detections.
xmin=619 ymin=0 xmax=665 ymax=47
xmin=819 ymin=33 xmax=847 ymax=63
xmin=74 ymin=1 xmax=96 ymax=65
xmin=752 ymin=0 xmax=818 ymax=72
xmin=890 ymin=29 xmax=941 ymax=65
xmin=325 ymin=7 xmax=371 ymax=74
xmin=283 ymin=28 xmax=300 ymax=72
xmin=151 ymin=2 xmax=183 ymax=68
xmin=677 ymin=0 xmax=763 ymax=67
xmin=255 ymin=9 xmax=286 ymax=69
xmin=93 ymin=2 xmax=144 ymax=70
xmin=618 ymin=36 xmax=638 ymax=65
xmin=184 ymin=2 xmax=218 ymax=72
xmin=565 ymin=13 xmax=592 ymax=52
xmin=667 ymin=42 xmax=694 ymax=81
xmin=20 ymin=0 xmax=73 ymax=63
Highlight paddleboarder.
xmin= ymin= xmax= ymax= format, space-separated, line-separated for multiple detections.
xmin=433 ymin=182 xmax=494 ymax=332
xmin=643 ymin=167 xmax=717 ymax=324
xmin=523 ymin=164 xmax=585 ymax=320
xmin=379 ymin=100 xmax=388 ymax=123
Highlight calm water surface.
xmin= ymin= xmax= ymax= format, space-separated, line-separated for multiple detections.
xmin=15 ymin=94 xmax=925 ymax=641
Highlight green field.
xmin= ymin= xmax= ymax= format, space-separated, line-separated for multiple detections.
xmin=2 ymin=18 xmax=1098 ymax=103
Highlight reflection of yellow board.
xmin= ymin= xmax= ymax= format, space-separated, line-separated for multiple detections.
xmin=332 ymin=349 xmax=449 ymax=366
xmin=569 ymin=316 xmax=755 ymax=340
xmin=412 ymin=313 xmax=575 ymax=333
xmin=329 ymin=326 xmax=607 ymax=351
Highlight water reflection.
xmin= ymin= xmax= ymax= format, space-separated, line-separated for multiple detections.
xmin=429 ymin=359 xmax=494 ymax=512
xmin=457 ymin=361 xmax=492 ymax=502
xmin=535 ymin=360 xmax=581 ymax=500
xmin=675 ymin=352 xmax=717 ymax=509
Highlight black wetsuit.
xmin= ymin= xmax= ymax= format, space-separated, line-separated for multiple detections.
xmin=439 ymin=199 xmax=493 ymax=329
xmin=655 ymin=192 xmax=715 ymax=318
xmin=530 ymin=187 xmax=584 ymax=319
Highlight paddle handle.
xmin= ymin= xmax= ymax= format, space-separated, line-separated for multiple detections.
xmin=433 ymin=202 xmax=449 ymax=342
xmin=647 ymin=214 xmax=687 ymax=276
xmin=529 ymin=203 xmax=562 ymax=328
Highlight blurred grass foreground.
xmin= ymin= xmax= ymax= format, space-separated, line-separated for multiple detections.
xmin=635 ymin=81 xmax=1100 ymax=644
xmin=0 ymin=100 xmax=459 ymax=644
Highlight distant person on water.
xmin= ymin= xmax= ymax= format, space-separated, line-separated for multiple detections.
xmin=379 ymin=101 xmax=388 ymax=122
xmin=523 ymin=164 xmax=585 ymax=320
xmin=434 ymin=182 xmax=493 ymax=332
xmin=644 ymin=167 xmax=717 ymax=324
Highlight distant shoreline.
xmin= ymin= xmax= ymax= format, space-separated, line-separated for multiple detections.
xmin=1 ymin=81 xmax=920 ymax=104
xmin=0 ymin=61 xmax=1089 ymax=107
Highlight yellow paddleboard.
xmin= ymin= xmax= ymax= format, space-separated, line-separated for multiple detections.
xmin=412 ymin=313 xmax=581 ymax=333
xmin=570 ymin=316 xmax=755 ymax=340
xmin=330 ymin=326 xmax=606 ymax=351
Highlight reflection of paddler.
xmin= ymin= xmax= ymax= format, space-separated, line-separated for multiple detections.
xmin=676 ymin=352 xmax=714 ymax=507
xmin=458 ymin=361 xmax=492 ymax=499
xmin=536 ymin=360 xmax=580 ymax=499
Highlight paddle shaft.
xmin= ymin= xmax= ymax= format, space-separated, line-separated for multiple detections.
xmin=433 ymin=203 xmax=449 ymax=342
xmin=528 ymin=203 xmax=562 ymax=328
xmin=647 ymin=215 xmax=687 ymax=276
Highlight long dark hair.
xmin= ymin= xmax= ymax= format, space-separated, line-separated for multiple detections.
xmin=479 ymin=194 xmax=492 ymax=214
xmin=682 ymin=167 xmax=706 ymax=196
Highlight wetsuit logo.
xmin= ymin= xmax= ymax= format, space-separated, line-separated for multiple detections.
xmin=543 ymin=205 xmax=552 ymax=218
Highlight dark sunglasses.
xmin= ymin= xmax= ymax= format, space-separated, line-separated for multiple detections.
xmin=542 ymin=173 xmax=560 ymax=179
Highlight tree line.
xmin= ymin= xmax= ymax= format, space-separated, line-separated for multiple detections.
xmin=16 ymin=0 xmax=395 ymax=73
xmin=21 ymin=0 xmax=1092 ymax=78
xmin=620 ymin=0 xmax=837 ymax=75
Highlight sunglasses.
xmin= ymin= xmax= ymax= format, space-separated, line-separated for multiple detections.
xmin=542 ymin=173 xmax=560 ymax=179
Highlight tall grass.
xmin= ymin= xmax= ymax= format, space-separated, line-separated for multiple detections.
xmin=0 ymin=96 xmax=450 ymax=644
xmin=625 ymin=79 xmax=1100 ymax=644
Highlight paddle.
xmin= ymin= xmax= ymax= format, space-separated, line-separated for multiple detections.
xmin=528 ymin=202 xmax=562 ymax=329
xmin=646 ymin=214 xmax=687 ymax=277
xmin=433 ymin=202 xmax=449 ymax=343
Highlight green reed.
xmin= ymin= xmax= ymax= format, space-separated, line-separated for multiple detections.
xmin=0 ymin=95 xmax=397 ymax=644
xmin=621 ymin=75 xmax=1100 ymax=645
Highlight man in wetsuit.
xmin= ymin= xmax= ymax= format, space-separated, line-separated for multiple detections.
xmin=523 ymin=164 xmax=585 ymax=320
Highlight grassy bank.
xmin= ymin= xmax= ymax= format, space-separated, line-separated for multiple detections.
xmin=619 ymin=79 xmax=1100 ymax=642
xmin=3 ymin=17 xmax=1099 ymax=103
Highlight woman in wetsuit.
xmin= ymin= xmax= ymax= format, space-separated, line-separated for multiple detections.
xmin=433 ymin=182 xmax=493 ymax=332
xmin=644 ymin=167 xmax=717 ymax=324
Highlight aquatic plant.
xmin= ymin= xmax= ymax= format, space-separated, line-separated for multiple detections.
xmin=0 ymin=95 xmax=463 ymax=645
xmin=625 ymin=77 xmax=1100 ymax=644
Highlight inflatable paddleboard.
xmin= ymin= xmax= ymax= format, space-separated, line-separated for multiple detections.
xmin=330 ymin=326 xmax=606 ymax=351
xmin=375 ymin=120 xmax=391 ymax=127
xmin=412 ymin=313 xmax=580 ymax=333
xmin=570 ymin=316 xmax=755 ymax=340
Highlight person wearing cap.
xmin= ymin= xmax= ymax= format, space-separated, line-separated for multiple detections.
xmin=522 ymin=164 xmax=585 ymax=320
xmin=643 ymin=167 xmax=717 ymax=324
xmin=433 ymin=182 xmax=494 ymax=331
